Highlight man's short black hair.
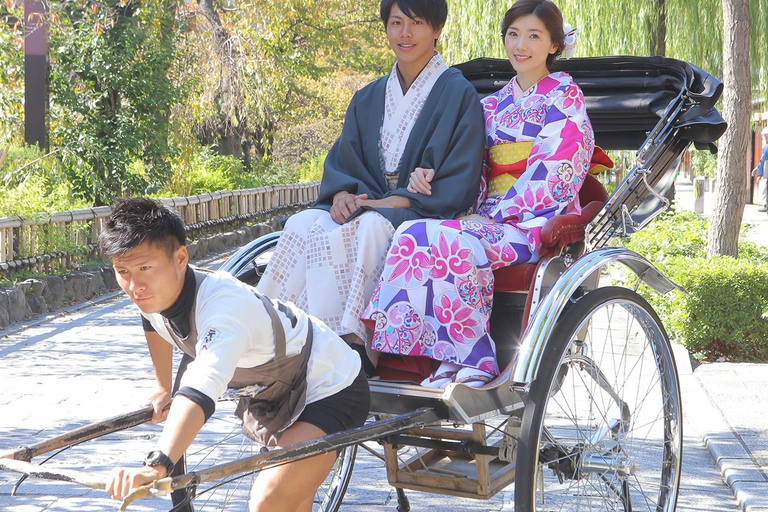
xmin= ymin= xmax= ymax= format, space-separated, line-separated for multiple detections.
xmin=379 ymin=0 xmax=448 ymax=30
xmin=99 ymin=197 xmax=186 ymax=258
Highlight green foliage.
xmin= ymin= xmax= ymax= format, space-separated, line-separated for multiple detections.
xmin=441 ymin=0 xmax=507 ymax=63
xmin=616 ymin=209 xmax=768 ymax=360
xmin=0 ymin=2 xmax=23 ymax=144
xmin=172 ymin=0 xmax=388 ymax=163
xmin=655 ymin=256 xmax=768 ymax=361
xmin=162 ymin=146 xmax=257 ymax=197
xmin=273 ymin=72 xmax=373 ymax=167
xmin=251 ymin=152 xmax=327 ymax=188
xmin=691 ymin=149 xmax=718 ymax=178
xmin=0 ymin=144 xmax=92 ymax=262
xmin=297 ymin=152 xmax=327 ymax=183
xmin=0 ymin=144 xmax=89 ymax=216
xmin=47 ymin=0 xmax=178 ymax=206
xmin=3 ymin=1 xmax=383 ymax=205
xmin=252 ymin=161 xmax=303 ymax=187
xmin=186 ymin=149 xmax=259 ymax=195
xmin=618 ymin=209 xmax=710 ymax=264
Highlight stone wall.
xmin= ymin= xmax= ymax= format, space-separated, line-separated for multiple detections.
xmin=0 ymin=220 xmax=282 ymax=329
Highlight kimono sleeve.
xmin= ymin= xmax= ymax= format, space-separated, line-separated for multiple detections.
xmin=490 ymin=81 xmax=594 ymax=224
xmin=315 ymin=88 xmax=384 ymax=208
xmin=402 ymin=83 xmax=485 ymax=220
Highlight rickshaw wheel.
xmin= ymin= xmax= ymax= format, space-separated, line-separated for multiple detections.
xmin=515 ymin=287 xmax=682 ymax=512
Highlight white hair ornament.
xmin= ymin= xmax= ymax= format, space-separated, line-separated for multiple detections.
xmin=562 ymin=21 xmax=578 ymax=58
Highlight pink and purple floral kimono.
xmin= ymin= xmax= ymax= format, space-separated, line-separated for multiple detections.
xmin=361 ymin=72 xmax=595 ymax=375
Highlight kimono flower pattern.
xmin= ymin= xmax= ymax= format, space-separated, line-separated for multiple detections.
xmin=362 ymin=72 xmax=594 ymax=376
xmin=384 ymin=234 xmax=433 ymax=288
xmin=435 ymin=292 xmax=482 ymax=344
xmin=430 ymin=230 xmax=474 ymax=280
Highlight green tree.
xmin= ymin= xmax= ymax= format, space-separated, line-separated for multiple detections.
xmin=173 ymin=0 xmax=388 ymax=169
xmin=0 ymin=2 xmax=24 ymax=145
xmin=47 ymin=0 xmax=179 ymax=206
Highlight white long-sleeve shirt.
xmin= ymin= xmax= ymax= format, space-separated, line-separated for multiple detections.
xmin=140 ymin=269 xmax=360 ymax=406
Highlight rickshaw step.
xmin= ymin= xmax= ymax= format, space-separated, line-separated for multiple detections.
xmin=380 ymin=420 xmax=517 ymax=500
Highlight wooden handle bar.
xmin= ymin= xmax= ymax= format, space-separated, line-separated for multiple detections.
xmin=0 ymin=405 xmax=154 ymax=462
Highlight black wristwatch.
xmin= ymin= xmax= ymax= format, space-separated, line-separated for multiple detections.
xmin=143 ymin=450 xmax=175 ymax=476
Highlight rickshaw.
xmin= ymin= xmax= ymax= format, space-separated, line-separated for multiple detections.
xmin=0 ymin=55 xmax=726 ymax=512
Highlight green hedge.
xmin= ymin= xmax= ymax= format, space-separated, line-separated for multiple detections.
xmin=617 ymin=209 xmax=768 ymax=361
xmin=652 ymin=256 xmax=768 ymax=360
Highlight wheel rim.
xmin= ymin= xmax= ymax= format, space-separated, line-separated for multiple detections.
xmin=522 ymin=291 xmax=681 ymax=512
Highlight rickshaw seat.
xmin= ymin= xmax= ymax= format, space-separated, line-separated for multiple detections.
xmin=493 ymin=174 xmax=608 ymax=293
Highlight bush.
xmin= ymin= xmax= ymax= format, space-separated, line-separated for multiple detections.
xmin=656 ymin=256 xmax=768 ymax=361
xmin=296 ymin=152 xmax=326 ymax=183
xmin=163 ymin=147 xmax=260 ymax=197
xmin=617 ymin=209 xmax=709 ymax=263
xmin=616 ymin=209 xmax=768 ymax=361
xmin=0 ymin=144 xmax=89 ymax=216
xmin=188 ymin=151 xmax=258 ymax=195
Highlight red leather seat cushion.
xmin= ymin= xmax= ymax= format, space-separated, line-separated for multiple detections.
xmin=538 ymin=200 xmax=605 ymax=257
xmin=493 ymin=175 xmax=609 ymax=292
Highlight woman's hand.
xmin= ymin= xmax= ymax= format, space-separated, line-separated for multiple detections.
xmin=406 ymin=167 xmax=435 ymax=195
xmin=106 ymin=465 xmax=165 ymax=500
xmin=147 ymin=388 xmax=171 ymax=424
xmin=331 ymin=191 xmax=367 ymax=224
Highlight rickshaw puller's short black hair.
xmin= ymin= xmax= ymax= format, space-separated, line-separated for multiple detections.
xmin=99 ymin=197 xmax=186 ymax=258
xmin=380 ymin=0 xmax=448 ymax=30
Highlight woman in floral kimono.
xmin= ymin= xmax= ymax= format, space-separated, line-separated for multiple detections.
xmin=362 ymin=0 xmax=596 ymax=387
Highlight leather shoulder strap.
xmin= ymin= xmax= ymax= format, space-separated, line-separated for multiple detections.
xmin=254 ymin=292 xmax=287 ymax=359
xmin=192 ymin=267 xmax=287 ymax=359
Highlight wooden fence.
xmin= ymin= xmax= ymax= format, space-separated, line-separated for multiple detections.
xmin=0 ymin=182 xmax=320 ymax=276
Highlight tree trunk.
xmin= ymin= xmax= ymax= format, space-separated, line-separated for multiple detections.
xmin=649 ymin=0 xmax=666 ymax=56
xmin=707 ymin=0 xmax=750 ymax=257
xmin=197 ymin=0 xmax=246 ymax=163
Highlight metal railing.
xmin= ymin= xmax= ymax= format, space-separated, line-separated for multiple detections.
xmin=0 ymin=182 xmax=320 ymax=276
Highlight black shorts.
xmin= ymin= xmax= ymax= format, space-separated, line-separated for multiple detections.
xmin=296 ymin=368 xmax=370 ymax=436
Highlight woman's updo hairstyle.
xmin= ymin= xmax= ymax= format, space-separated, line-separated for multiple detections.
xmin=501 ymin=0 xmax=566 ymax=68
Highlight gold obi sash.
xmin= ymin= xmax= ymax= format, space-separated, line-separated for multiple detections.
xmin=487 ymin=142 xmax=533 ymax=198
xmin=487 ymin=142 xmax=615 ymax=198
